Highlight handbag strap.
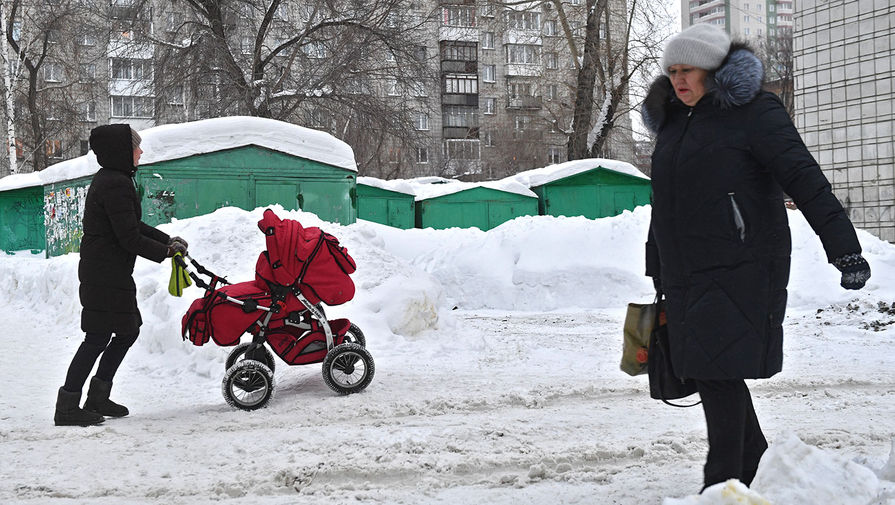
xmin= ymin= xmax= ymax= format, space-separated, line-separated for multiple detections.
xmin=654 ymin=293 xmax=702 ymax=408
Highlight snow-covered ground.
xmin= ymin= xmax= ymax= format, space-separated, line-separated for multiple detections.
xmin=2 ymin=205 xmax=894 ymax=504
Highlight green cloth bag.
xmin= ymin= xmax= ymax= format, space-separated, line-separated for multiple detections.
xmin=168 ymin=252 xmax=192 ymax=297
xmin=620 ymin=300 xmax=657 ymax=376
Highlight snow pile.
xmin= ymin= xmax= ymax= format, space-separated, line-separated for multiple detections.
xmin=666 ymin=434 xmax=895 ymax=505
xmin=371 ymin=205 xmax=895 ymax=312
xmin=0 ymin=116 xmax=356 ymax=191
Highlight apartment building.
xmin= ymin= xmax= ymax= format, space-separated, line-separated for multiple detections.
xmin=1 ymin=0 xmax=632 ymax=179
xmin=681 ymin=0 xmax=793 ymax=39
xmin=793 ymin=0 xmax=894 ymax=242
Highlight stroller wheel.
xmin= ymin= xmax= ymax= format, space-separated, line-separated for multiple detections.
xmin=222 ymin=360 xmax=275 ymax=411
xmin=225 ymin=342 xmax=276 ymax=373
xmin=342 ymin=323 xmax=366 ymax=347
xmin=322 ymin=343 xmax=375 ymax=395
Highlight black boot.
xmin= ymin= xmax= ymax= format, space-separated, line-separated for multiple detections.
xmin=84 ymin=377 xmax=129 ymax=418
xmin=55 ymin=387 xmax=104 ymax=426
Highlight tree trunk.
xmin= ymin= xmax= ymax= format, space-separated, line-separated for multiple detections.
xmin=1 ymin=0 xmax=16 ymax=175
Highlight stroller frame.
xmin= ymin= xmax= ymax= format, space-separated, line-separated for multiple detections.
xmin=176 ymin=253 xmax=374 ymax=410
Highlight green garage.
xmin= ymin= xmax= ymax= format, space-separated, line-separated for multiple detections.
xmin=414 ymin=180 xmax=538 ymax=231
xmin=0 ymin=117 xmax=358 ymax=257
xmin=356 ymin=177 xmax=416 ymax=229
xmin=512 ymin=158 xmax=651 ymax=219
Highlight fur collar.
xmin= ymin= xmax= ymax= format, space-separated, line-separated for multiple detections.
xmin=641 ymin=42 xmax=764 ymax=134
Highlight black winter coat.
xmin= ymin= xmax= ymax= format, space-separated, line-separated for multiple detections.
xmin=642 ymin=45 xmax=861 ymax=380
xmin=79 ymin=124 xmax=169 ymax=334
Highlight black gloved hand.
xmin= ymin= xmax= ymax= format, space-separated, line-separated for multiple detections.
xmin=833 ymin=253 xmax=871 ymax=290
xmin=167 ymin=240 xmax=187 ymax=258
xmin=168 ymin=236 xmax=189 ymax=249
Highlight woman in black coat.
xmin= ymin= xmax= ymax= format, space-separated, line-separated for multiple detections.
xmin=642 ymin=24 xmax=871 ymax=490
xmin=54 ymin=124 xmax=187 ymax=426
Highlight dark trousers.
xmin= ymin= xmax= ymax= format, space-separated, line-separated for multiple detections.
xmin=695 ymin=379 xmax=768 ymax=490
xmin=62 ymin=331 xmax=139 ymax=393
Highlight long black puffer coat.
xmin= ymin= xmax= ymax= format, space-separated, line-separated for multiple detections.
xmin=79 ymin=124 xmax=169 ymax=334
xmin=642 ymin=44 xmax=862 ymax=380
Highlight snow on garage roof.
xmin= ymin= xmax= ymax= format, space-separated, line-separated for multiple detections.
xmin=357 ymin=176 xmax=417 ymax=196
xmin=511 ymin=158 xmax=649 ymax=189
xmin=0 ymin=116 xmax=357 ymax=192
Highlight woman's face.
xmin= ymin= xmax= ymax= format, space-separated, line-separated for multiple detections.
xmin=133 ymin=146 xmax=143 ymax=167
xmin=668 ymin=64 xmax=709 ymax=106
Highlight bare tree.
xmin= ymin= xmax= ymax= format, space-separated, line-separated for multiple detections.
xmin=2 ymin=0 xmax=106 ymax=173
xmin=124 ymin=0 xmax=439 ymax=176
xmin=759 ymin=27 xmax=793 ymax=119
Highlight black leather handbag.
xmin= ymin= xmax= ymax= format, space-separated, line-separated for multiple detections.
xmin=648 ymin=295 xmax=700 ymax=407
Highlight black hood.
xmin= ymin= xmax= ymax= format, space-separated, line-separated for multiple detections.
xmin=641 ymin=42 xmax=764 ymax=134
xmin=89 ymin=124 xmax=136 ymax=175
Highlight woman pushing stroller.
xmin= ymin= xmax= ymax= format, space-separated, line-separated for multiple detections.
xmin=54 ymin=124 xmax=188 ymax=427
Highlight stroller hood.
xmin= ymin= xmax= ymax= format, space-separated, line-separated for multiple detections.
xmin=256 ymin=209 xmax=356 ymax=305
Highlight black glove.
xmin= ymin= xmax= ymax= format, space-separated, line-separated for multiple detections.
xmin=167 ymin=240 xmax=187 ymax=258
xmin=833 ymin=253 xmax=871 ymax=290
xmin=168 ymin=236 xmax=189 ymax=249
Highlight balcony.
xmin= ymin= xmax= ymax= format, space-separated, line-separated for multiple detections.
xmin=443 ymin=126 xmax=480 ymax=139
xmin=442 ymin=94 xmax=479 ymax=106
xmin=505 ymin=64 xmax=542 ymax=77
xmin=441 ymin=60 xmax=477 ymax=73
xmin=438 ymin=26 xmax=478 ymax=42
xmin=507 ymin=96 xmax=543 ymax=110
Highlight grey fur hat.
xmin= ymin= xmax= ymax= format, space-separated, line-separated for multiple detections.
xmin=661 ymin=24 xmax=731 ymax=75
xmin=131 ymin=127 xmax=142 ymax=149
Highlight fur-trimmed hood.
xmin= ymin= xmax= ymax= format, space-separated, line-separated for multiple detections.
xmin=641 ymin=42 xmax=764 ymax=134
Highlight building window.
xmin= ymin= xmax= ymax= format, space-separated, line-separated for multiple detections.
xmin=416 ymin=147 xmax=429 ymax=164
xmin=414 ymin=112 xmax=429 ymax=130
xmin=111 ymin=95 xmax=154 ymax=118
xmin=274 ymin=3 xmax=288 ymax=21
xmin=168 ymin=85 xmax=184 ymax=105
xmin=482 ymin=64 xmax=495 ymax=83
xmin=546 ymin=83 xmax=558 ymax=100
xmin=44 ymin=62 xmax=64 ymax=83
xmin=481 ymin=2 xmax=495 ymax=17
xmin=506 ymin=10 xmax=540 ymax=30
xmin=78 ymin=33 xmax=97 ymax=46
xmin=506 ymin=44 xmax=540 ymax=65
xmin=441 ymin=42 xmax=477 ymax=61
xmin=443 ymin=105 xmax=478 ymax=127
xmin=111 ymin=58 xmax=153 ymax=80
xmin=78 ymin=101 xmax=96 ymax=122
xmin=46 ymin=139 xmax=63 ymax=159
xmin=482 ymin=32 xmax=494 ymax=49
xmin=544 ymin=19 xmax=557 ymax=36
xmin=545 ymin=52 xmax=558 ymax=69
xmin=514 ymin=115 xmax=531 ymax=131
xmin=548 ymin=146 xmax=563 ymax=164
xmin=442 ymin=6 xmax=476 ymax=27
xmin=444 ymin=74 xmax=478 ymax=94
xmin=483 ymin=97 xmax=496 ymax=114
xmin=385 ymin=79 xmax=399 ymax=96
xmin=240 ymin=36 xmax=253 ymax=54
xmin=508 ymin=81 xmax=535 ymax=98
xmin=303 ymin=41 xmax=327 ymax=59
xmin=164 ymin=11 xmax=178 ymax=32
xmin=443 ymin=139 xmax=480 ymax=160
xmin=481 ymin=130 xmax=494 ymax=147
xmin=80 ymin=140 xmax=90 ymax=155
xmin=78 ymin=63 xmax=96 ymax=82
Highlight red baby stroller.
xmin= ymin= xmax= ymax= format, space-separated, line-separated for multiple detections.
xmin=177 ymin=209 xmax=375 ymax=410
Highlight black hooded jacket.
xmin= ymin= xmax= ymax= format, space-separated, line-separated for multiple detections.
xmin=79 ymin=124 xmax=169 ymax=334
xmin=642 ymin=44 xmax=861 ymax=380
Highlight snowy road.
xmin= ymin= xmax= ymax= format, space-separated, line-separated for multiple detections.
xmin=4 ymin=305 xmax=894 ymax=504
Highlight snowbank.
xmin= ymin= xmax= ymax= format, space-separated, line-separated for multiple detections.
xmin=666 ymin=434 xmax=895 ymax=505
